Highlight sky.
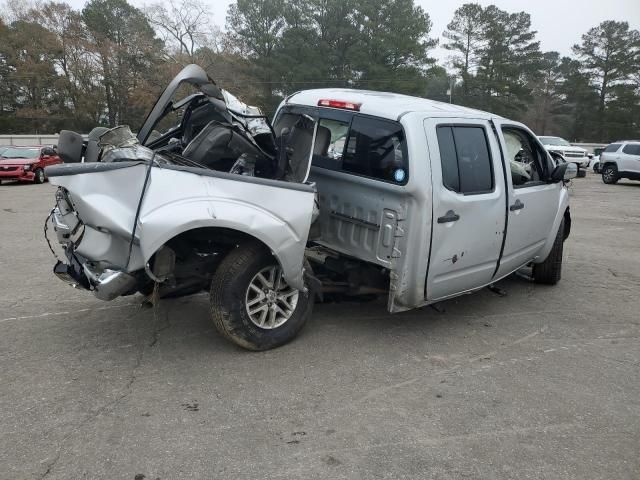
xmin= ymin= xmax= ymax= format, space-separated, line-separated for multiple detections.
xmin=65 ymin=0 xmax=640 ymax=64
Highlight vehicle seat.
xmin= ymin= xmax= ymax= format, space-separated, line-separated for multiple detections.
xmin=285 ymin=125 xmax=314 ymax=182
xmin=182 ymin=102 xmax=229 ymax=146
xmin=313 ymin=126 xmax=331 ymax=156
xmin=182 ymin=120 xmax=266 ymax=173
xmin=57 ymin=130 xmax=84 ymax=163
xmin=182 ymin=101 xmax=231 ymax=145
xmin=84 ymin=127 xmax=109 ymax=163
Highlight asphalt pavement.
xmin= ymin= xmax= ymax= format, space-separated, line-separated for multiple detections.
xmin=0 ymin=173 xmax=639 ymax=479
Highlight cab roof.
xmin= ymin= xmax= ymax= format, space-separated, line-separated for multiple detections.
xmin=286 ymin=88 xmax=500 ymax=122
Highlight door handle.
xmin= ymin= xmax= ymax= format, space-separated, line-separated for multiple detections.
xmin=510 ymin=199 xmax=525 ymax=211
xmin=437 ymin=210 xmax=460 ymax=223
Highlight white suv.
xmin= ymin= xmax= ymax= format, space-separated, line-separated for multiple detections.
xmin=600 ymin=141 xmax=640 ymax=184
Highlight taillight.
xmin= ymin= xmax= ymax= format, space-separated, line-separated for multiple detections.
xmin=317 ymin=99 xmax=361 ymax=111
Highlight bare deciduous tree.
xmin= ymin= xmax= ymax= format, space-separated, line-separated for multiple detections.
xmin=145 ymin=0 xmax=220 ymax=60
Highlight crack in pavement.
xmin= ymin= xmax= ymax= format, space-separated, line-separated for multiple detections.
xmin=148 ymin=302 xmax=172 ymax=348
xmin=39 ymin=303 xmax=172 ymax=479
xmin=0 ymin=303 xmax=138 ymax=324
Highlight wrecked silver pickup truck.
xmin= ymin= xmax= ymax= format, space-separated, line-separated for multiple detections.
xmin=46 ymin=64 xmax=576 ymax=350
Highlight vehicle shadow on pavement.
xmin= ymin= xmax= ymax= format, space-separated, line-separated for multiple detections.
xmin=133 ymin=273 xmax=545 ymax=356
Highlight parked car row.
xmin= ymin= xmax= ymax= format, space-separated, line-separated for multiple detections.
xmin=0 ymin=145 xmax=62 ymax=184
xmin=535 ymin=135 xmax=640 ymax=186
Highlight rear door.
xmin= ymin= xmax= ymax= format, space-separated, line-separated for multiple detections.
xmin=424 ymin=118 xmax=506 ymax=301
xmin=307 ymin=108 xmax=410 ymax=268
xmin=491 ymin=120 xmax=559 ymax=278
xmin=620 ymin=144 xmax=640 ymax=173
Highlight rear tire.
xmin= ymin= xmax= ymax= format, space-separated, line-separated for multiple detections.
xmin=576 ymin=168 xmax=586 ymax=178
xmin=33 ymin=168 xmax=45 ymax=184
xmin=533 ymin=219 xmax=564 ymax=285
xmin=210 ymin=242 xmax=313 ymax=351
xmin=601 ymin=164 xmax=618 ymax=184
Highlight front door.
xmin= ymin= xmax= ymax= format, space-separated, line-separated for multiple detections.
xmin=491 ymin=120 xmax=560 ymax=278
xmin=424 ymin=118 xmax=506 ymax=301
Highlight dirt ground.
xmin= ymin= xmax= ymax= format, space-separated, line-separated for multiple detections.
xmin=0 ymin=172 xmax=638 ymax=479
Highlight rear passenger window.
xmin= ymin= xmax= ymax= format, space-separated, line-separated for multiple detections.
xmin=604 ymin=143 xmax=621 ymax=153
xmin=312 ymin=114 xmax=408 ymax=184
xmin=312 ymin=118 xmax=350 ymax=169
xmin=622 ymin=144 xmax=640 ymax=155
xmin=436 ymin=126 xmax=493 ymax=194
xmin=342 ymin=116 xmax=408 ymax=183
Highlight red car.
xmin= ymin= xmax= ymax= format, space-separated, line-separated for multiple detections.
xmin=0 ymin=145 xmax=62 ymax=184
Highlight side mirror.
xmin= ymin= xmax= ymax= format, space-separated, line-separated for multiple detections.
xmin=550 ymin=162 xmax=577 ymax=183
xmin=564 ymin=162 xmax=577 ymax=180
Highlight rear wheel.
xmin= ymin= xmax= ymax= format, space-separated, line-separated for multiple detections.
xmin=602 ymin=164 xmax=618 ymax=184
xmin=33 ymin=168 xmax=45 ymax=184
xmin=532 ymin=219 xmax=564 ymax=285
xmin=576 ymin=168 xmax=586 ymax=178
xmin=210 ymin=242 xmax=313 ymax=351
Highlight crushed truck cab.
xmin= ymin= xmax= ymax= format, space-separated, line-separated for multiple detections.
xmin=45 ymin=64 xmax=575 ymax=351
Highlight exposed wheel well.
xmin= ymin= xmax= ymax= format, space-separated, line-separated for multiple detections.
xmin=165 ymin=227 xmax=271 ymax=255
xmin=146 ymin=227 xmax=275 ymax=288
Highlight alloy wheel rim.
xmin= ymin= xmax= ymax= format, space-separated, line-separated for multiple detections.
xmin=245 ymin=265 xmax=299 ymax=329
xmin=38 ymin=170 xmax=44 ymax=182
xmin=603 ymin=169 xmax=613 ymax=181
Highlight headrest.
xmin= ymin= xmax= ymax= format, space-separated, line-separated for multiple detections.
xmin=314 ymin=125 xmax=331 ymax=156
xmin=57 ymin=130 xmax=84 ymax=163
xmin=88 ymin=127 xmax=110 ymax=142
